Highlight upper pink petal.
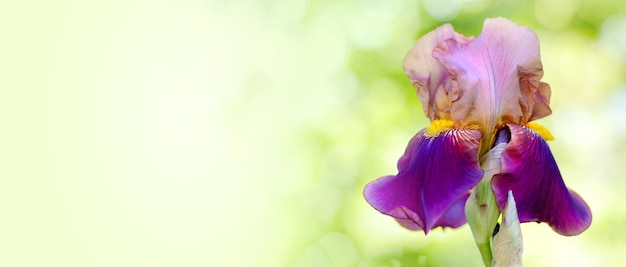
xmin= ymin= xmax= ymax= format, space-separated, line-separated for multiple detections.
xmin=431 ymin=17 xmax=551 ymax=133
xmin=403 ymin=24 xmax=473 ymax=121
xmin=530 ymin=82 xmax=552 ymax=121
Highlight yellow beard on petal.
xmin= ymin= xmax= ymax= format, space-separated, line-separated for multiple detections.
xmin=425 ymin=119 xmax=455 ymax=137
xmin=526 ymin=122 xmax=555 ymax=141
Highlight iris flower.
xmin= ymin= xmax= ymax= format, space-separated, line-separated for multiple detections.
xmin=363 ymin=18 xmax=591 ymax=237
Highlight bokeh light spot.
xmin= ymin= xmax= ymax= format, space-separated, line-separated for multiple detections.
xmin=423 ymin=0 xmax=463 ymax=21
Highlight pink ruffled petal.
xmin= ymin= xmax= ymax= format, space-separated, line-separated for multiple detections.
xmin=491 ymin=124 xmax=592 ymax=236
xmin=530 ymin=82 xmax=552 ymax=121
xmin=363 ymin=128 xmax=483 ymax=233
xmin=432 ymin=17 xmax=551 ymax=131
xmin=402 ymin=24 xmax=473 ymax=121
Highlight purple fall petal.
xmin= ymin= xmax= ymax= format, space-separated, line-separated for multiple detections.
xmin=363 ymin=128 xmax=483 ymax=233
xmin=491 ymin=124 xmax=592 ymax=236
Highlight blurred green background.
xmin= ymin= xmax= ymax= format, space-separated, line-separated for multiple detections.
xmin=1 ymin=0 xmax=625 ymax=266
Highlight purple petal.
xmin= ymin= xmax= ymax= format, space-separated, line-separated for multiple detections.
xmin=491 ymin=124 xmax=592 ymax=236
xmin=363 ymin=128 xmax=483 ymax=233
xmin=394 ymin=193 xmax=470 ymax=231
xmin=432 ymin=17 xmax=552 ymax=130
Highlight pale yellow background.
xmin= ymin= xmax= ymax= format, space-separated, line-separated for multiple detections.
xmin=1 ymin=0 xmax=625 ymax=266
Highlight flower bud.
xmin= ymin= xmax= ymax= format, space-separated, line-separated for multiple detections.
xmin=491 ymin=191 xmax=523 ymax=267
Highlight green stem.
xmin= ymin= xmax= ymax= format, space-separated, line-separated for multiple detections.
xmin=467 ymin=132 xmax=506 ymax=266
xmin=477 ymin=241 xmax=493 ymax=267
xmin=466 ymin=180 xmax=501 ymax=266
